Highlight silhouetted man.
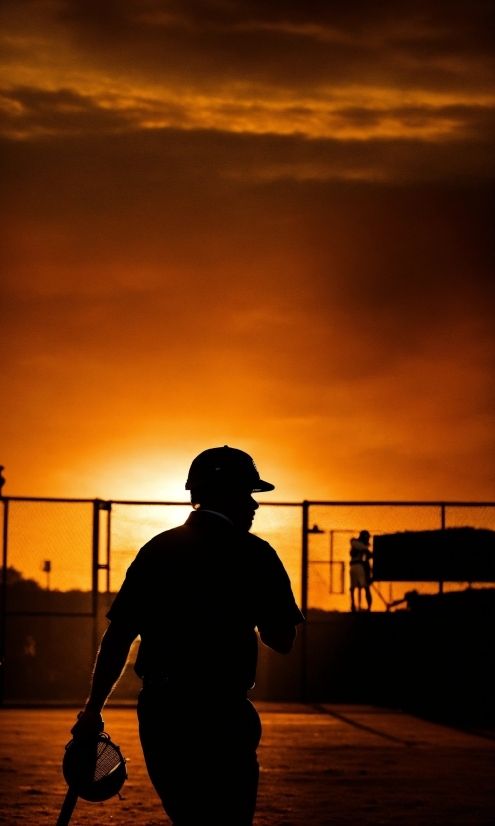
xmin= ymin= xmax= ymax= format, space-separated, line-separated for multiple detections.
xmin=72 ymin=446 xmax=303 ymax=825
xmin=350 ymin=530 xmax=373 ymax=611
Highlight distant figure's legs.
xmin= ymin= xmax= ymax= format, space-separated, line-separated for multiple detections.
xmin=350 ymin=561 xmax=371 ymax=612
xmin=351 ymin=585 xmax=372 ymax=612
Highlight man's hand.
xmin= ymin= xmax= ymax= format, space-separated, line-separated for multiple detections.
xmin=71 ymin=708 xmax=104 ymax=741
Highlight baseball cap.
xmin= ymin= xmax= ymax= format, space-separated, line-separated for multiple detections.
xmin=185 ymin=446 xmax=275 ymax=492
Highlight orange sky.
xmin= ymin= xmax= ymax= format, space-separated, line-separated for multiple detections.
xmin=1 ymin=0 xmax=494 ymax=502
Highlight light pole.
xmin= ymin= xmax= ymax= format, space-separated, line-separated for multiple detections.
xmin=42 ymin=560 xmax=51 ymax=591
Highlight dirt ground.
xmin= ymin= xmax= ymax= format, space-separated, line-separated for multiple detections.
xmin=0 ymin=704 xmax=494 ymax=826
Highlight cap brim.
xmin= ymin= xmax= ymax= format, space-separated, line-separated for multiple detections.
xmin=252 ymin=479 xmax=275 ymax=492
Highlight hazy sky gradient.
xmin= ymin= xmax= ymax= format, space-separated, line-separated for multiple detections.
xmin=1 ymin=0 xmax=494 ymax=500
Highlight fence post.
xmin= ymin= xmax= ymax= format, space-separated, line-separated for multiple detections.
xmin=96 ymin=501 xmax=112 ymax=594
xmin=0 ymin=499 xmax=9 ymax=705
xmin=439 ymin=503 xmax=446 ymax=594
xmin=301 ymin=500 xmax=309 ymax=702
xmin=92 ymin=500 xmax=101 ymax=661
xmin=106 ymin=502 xmax=111 ymax=593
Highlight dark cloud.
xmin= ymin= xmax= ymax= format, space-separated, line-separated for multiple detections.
xmin=2 ymin=0 xmax=493 ymax=160
xmin=3 ymin=0 xmax=494 ymax=96
xmin=47 ymin=0 xmax=494 ymax=92
xmin=1 ymin=93 xmax=494 ymax=191
xmin=0 ymin=87 xmax=136 ymax=138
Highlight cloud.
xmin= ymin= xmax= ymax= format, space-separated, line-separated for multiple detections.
xmin=1 ymin=0 xmax=494 ymax=151
xmin=3 ymin=83 xmax=494 ymax=145
xmin=1 ymin=94 xmax=494 ymax=193
xmin=0 ymin=0 xmax=493 ymax=499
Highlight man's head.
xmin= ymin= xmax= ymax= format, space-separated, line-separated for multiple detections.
xmin=186 ymin=446 xmax=274 ymax=530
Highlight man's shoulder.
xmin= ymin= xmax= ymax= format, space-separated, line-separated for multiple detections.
xmin=245 ymin=531 xmax=272 ymax=551
xmin=245 ymin=533 xmax=283 ymax=568
xmin=136 ymin=524 xmax=193 ymax=559
xmin=135 ymin=522 xmax=277 ymax=567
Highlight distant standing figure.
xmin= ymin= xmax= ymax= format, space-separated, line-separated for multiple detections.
xmin=350 ymin=530 xmax=373 ymax=612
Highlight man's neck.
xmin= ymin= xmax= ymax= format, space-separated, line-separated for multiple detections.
xmin=198 ymin=508 xmax=234 ymax=526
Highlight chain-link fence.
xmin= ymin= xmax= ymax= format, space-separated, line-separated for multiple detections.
xmin=0 ymin=498 xmax=96 ymax=703
xmin=0 ymin=497 xmax=303 ymax=703
xmin=1 ymin=497 xmax=494 ymax=706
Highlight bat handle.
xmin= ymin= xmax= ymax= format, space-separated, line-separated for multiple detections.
xmin=56 ymin=786 xmax=78 ymax=826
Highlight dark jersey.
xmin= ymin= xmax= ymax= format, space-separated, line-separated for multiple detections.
xmin=107 ymin=510 xmax=303 ymax=692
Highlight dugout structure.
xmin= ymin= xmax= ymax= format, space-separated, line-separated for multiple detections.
xmin=373 ymin=527 xmax=495 ymax=584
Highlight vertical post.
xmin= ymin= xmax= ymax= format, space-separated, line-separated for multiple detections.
xmin=439 ymin=503 xmax=446 ymax=594
xmin=301 ymin=501 xmax=309 ymax=703
xmin=106 ymin=503 xmax=112 ymax=593
xmin=0 ymin=499 xmax=9 ymax=706
xmin=329 ymin=530 xmax=334 ymax=593
xmin=301 ymin=500 xmax=309 ymax=616
xmin=92 ymin=500 xmax=100 ymax=659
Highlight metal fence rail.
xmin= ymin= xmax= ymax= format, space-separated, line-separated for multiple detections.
xmin=1 ymin=496 xmax=494 ymax=704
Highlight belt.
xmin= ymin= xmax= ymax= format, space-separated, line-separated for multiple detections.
xmin=142 ymin=674 xmax=169 ymax=687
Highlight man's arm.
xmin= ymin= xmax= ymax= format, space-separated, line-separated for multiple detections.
xmin=71 ymin=621 xmax=137 ymax=737
xmin=259 ymin=624 xmax=297 ymax=654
